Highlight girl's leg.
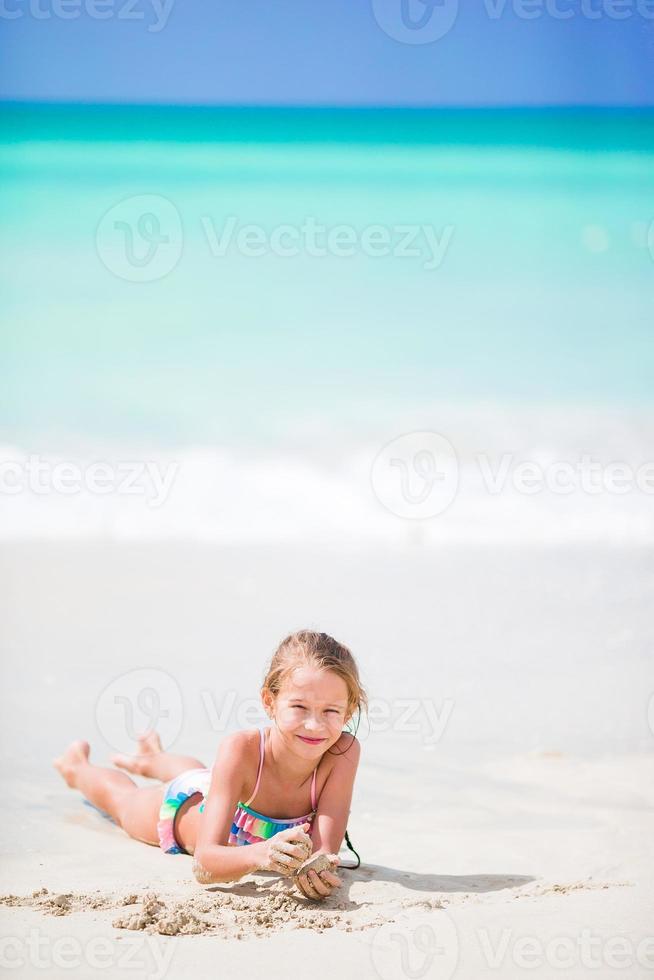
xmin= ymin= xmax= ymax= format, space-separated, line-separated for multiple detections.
xmin=54 ymin=740 xmax=162 ymax=845
xmin=111 ymin=732 xmax=206 ymax=782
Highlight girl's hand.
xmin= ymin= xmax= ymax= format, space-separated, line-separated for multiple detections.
xmin=254 ymin=823 xmax=313 ymax=876
xmin=294 ymin=854 xmax=342 ymax=901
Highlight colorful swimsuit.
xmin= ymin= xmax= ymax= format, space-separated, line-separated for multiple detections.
xmin=157 ymin=728 xmax=317 ymax=855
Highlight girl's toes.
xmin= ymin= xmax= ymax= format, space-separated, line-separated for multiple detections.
xmin=138 ymin=732 xmax=163 ymax=754
xmin=111 ymin=753 xmax=142 ymax=774
xmin=53 ymin=740 xmax=90 ymax=786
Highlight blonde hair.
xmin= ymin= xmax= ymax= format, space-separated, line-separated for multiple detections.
xmin=262 ymin=630 xmax=367 ymax=732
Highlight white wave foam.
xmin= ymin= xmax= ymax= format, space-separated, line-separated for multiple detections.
xmin=1 ymin=410 xmax=653 ymax=547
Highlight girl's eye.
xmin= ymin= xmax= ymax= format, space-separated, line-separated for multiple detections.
xmin=290 ymin=705 xmax=340 ymax=713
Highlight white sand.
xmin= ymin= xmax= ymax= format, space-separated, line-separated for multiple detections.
xmin=1 ymin=542 xmax=653 ymax=978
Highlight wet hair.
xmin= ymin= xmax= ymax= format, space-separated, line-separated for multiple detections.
xmin=261 ymin=630 xmax=367 ymax=741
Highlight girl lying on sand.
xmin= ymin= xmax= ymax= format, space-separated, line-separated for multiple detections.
xmin=55 ymin=631 xmax=365 ymax=902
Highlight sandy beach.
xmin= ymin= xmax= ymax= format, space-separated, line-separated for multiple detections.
xmin=3 ymin=12 xmax=654 ymax=975
xmin=1 ymin=541 xmax=653 ymax=978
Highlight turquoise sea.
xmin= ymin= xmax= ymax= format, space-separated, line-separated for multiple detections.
xmin=2 ymin=106 xmax=653 ymax=440
xmin=1 ymin=106 xmax=653 ymax=544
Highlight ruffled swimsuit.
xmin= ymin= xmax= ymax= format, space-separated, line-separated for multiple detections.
xmin=157 ymin=727 xmax=317 ymax=855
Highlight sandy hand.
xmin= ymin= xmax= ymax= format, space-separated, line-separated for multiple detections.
xmin=294 ymin=852 xmax=341 ymax=901
xmin=256 ymin=823 xmax=313 ymax=876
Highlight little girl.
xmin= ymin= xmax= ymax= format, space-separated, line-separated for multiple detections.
xmin=54 ymin=631 xmax=366 ymax=902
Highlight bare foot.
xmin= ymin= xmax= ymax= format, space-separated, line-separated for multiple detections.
xmin=53 ymin=740 xmax=90 ymax=788
xmin=111 ymin=732 xmax=164 ymax=776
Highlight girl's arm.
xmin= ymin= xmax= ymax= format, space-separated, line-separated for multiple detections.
xmin=192 ymin=732 xmax=309 ymax=884
xmin=310 ymin=732 xmax=361 ymax=856
xmin=192 ymin=733 xmax=259 ymax=882
xmin=295 ymin=733 xmax=361 ymax=899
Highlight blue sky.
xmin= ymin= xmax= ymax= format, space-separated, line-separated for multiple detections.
xmin=1 ymin=0 xmax=653 ymax=105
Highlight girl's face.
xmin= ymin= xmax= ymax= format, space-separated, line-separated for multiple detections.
xmin=268 ymin=666 xmax=350 ymax=756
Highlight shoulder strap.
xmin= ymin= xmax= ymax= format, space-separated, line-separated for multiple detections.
xmin=243 ymin=727 xmax=265 ymax=807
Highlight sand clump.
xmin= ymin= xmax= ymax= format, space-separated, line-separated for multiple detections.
xmin=0 ymin=879 xmax=389 ymax=939
xmin=294 ymin=853 xmax=339 ymax=878
xmin=113 ymin=893 xmax=209 ymax=936
xmin=111 ymin=884 xmax=370 ymax=937
xmin=0 ymin=888 xmax=115 ymax=916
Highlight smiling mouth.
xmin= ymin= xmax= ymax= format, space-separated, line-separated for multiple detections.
xmin=297 ymin=735 xmax=326 ymax=744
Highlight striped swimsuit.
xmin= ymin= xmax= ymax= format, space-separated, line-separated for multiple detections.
xmin=157 ymin=728 xmax=317 ymax=855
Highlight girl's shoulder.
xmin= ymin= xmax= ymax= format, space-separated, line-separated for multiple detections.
xmin=333 ymin=730 xmax=360 ymax=752
xmin=320 ymin=731 xmax=361 ymax=772
xmin=334 ymin=732 xmax=361 ymax=759
xmin=213 ymin=727 xmax=261 ymax=769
